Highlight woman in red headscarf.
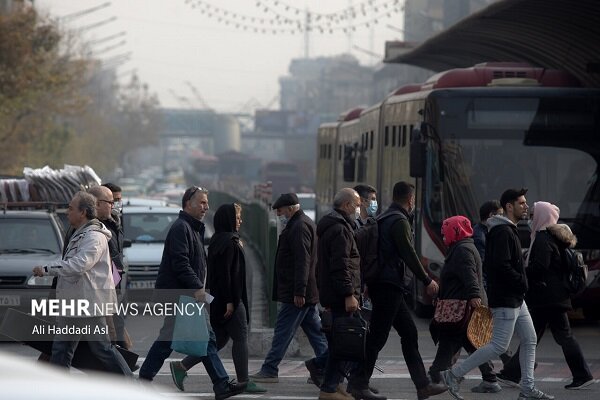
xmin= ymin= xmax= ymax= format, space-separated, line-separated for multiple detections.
xmin=428 ymin=216 xmax=502 ymax=394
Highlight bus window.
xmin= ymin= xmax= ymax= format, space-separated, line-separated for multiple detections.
xmin=370 ymin=130 xmax=374 ymax=149
xmin=343 ymin=143 xmax=356 ymax=182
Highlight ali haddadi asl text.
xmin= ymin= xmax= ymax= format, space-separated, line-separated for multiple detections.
xmin=32 ymin=323 xmax=108 ymax=335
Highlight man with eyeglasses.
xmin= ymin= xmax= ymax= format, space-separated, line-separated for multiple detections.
xmin=89 ymin=185 xmax=129 ymax=349
xmin=139 ymin=186 xmax=246 ymax=400
xmin=103 ymin=183 xmax=123 ymax=214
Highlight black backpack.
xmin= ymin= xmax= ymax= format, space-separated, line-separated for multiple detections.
xmin=563 ymin=248 xmax=588 ymax=295
xmin=355 ymin=217 xmax=380 ymax=285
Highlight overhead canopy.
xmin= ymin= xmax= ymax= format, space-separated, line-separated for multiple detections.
xmin=385 ymin=0 xmax=600 ymax=87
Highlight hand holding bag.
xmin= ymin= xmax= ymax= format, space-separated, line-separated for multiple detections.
xmin=171 ymin=295 xmax=209 ymax=357
xmin=331 ymin=312 xmax=368 ymax=362
xmin=431 ymin=299 xmax=472 ymax=332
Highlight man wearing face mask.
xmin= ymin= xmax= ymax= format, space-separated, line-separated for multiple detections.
xmin=250 ymin=193 xmax=328 ymax=387
xmin=349 ymin=181 xmax=446 ymax=400
xmin=354 ymin=185 xmax=378 ymax=227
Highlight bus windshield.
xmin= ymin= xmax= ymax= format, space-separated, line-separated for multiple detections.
xmin=425 ymin=93 xmax=600 ymax=249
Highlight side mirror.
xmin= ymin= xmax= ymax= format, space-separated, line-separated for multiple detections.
xmin=409 ymin=128 xmax=426 ymax=178
xmin=123 ymin=239 xmax=132 ymax=248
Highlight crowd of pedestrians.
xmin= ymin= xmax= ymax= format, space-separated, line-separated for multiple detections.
xmin=31 ymin=181 xmax=594 ymax=400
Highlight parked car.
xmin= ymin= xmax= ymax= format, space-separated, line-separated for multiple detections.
xmin=0 ymin=208 xmax=65 ymax=319
xmin=297 ymin=192 xmax=316 ymax=221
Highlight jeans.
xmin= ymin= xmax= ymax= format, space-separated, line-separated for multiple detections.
xmin=321 ymin=310 xmax=354 ymax=393
xmin=182 ymin=302 xmax=250 ymax=382
xmin=139 ymin=312 xmax=230 ymax=392
xmin=51 ymin=316 xmax=132 ymax=376
xmin=260 ymin=303 xmax=329 ymax=376
xmin=429 ymin=331 xmax=496 ymax=383
xmin=501 ymin=307 xmax=592 ymax=382
xmin=351 ymin=283 xmax=429 ymax=390
xmin=452 ymin=302 xmax=537 ymax=391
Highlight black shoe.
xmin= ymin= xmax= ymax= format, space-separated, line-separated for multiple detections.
xmin=215 ymin=380 xmax=247 ymax=400
xmin=496 ymin=372 xmax=520 ymax=388
xmin=349 ymin=387 xmax=387 ymax=400
xmin=305 ymin=358 xmax=324 ymax=388
xmin=565 ymin=378 xmax=594 ymax=390
xmin=417 ymin=382 xmax=448 ymax=400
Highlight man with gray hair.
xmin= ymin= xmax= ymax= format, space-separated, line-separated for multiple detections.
xmin=89 ymin=185 xmax=129 ymax=349
xmin=316 ymin=188 xmax=362 ymax=400
xmin=33 ymin=191 xmax=131 ymax=375
xmin=250 ymin=193 xmax=328 ymax=387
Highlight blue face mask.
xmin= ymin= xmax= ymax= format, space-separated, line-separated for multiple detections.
xmin=367 ymin=200 xmax=378 ymax=217
xmin=278 ymin=215 xmax=288 ymax=225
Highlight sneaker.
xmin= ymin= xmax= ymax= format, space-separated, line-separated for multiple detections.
xmin=565 ymin=378 xmax=594 ymax=390
xmin=305 ymin=358 xmax=324 ymax=388
xmin=496 ymin=372 xmax=521 ymax=388
xmin=471 ymin=381 xmax=502 ymax=393
xmin=416 ymin=382 xmax=448 ymax=400
xmin=169 ymin=361 xmax=187 ymax=391
xmin=319 ymin=390 xmax=354 ymax=400
xmin=440 ymin=370 xmax=463 ymax=400
xmin=244 ymin=380 xmax=267 ymax=393
xmin=248 ymin=370 xmax=279 ymax=383
xmin=517 ymin=388 xmax=554 ymax=400
xmin=215 ymin=380 xmax=247 ymax=400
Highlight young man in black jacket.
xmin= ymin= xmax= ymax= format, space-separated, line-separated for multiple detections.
xmin=349 ymin=181 xmax=445 ymax=400
xmin=442 ymin=188 xmax=554 ymax=400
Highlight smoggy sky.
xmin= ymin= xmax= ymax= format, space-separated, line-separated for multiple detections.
xmin=36 ymin=0 xmax=405 ymax=113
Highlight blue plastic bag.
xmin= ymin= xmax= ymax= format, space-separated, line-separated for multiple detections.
xmin=171 ymin=295 xmax=209 ymax=357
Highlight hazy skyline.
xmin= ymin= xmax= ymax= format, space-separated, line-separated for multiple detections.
xmin=36 ymin=0 xmax=406 ymax=113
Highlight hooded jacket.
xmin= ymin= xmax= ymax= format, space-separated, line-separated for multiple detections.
xmin=45 ymin=219 xmax=117 ymax=317
xmin=484 ymin=215 xmax=528 ymax=308
xmin=525 ymin=224 xmax=575 ymax=310
xmin=272 ymin=209 xmax=319 ymax=304
xmin=155 ymin=211 xmax=206 ymax=291
xmin=207 ymin=204 xmax=249 ymax=324
xmin=316 ymin=209 xmax=361 ymax=311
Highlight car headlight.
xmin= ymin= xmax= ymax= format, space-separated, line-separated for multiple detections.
xmin=27 ymin=275 xmax=55 ymax=287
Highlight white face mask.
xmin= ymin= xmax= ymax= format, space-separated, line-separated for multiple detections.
xmin=355 ymin=207 xmax=361 ymax=220
xmin=278 ymin=215 xmax=288 ymax=225
xmin=367 ymin=200 xmax=378 ymax=217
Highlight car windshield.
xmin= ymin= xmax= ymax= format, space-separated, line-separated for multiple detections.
xmin=298 ymin=196 xmax=316 ymax=210
xmin=0 ymin=218 xmax=61 ymax=254
xmin=122 ymin=212 xmax=179 ymax=242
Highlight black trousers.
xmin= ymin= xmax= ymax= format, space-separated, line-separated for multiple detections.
xmin=501 ymin=306 xmax=592 ymax=381
xmin=352 ymin=283 xmax=429 ymax=390
xmin=429 ymin=330 xmax=497 ymax=383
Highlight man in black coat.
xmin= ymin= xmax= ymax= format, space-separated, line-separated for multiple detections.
xmin=250 ymin=193 xmax=328 ymax=386
xmin=139 ymin=187 xmax=246 ymax=400
xmin=315 ymin=188 xmax=362 ymax=400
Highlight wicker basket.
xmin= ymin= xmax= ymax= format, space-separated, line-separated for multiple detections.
xmin=467 ymin=306 xmax=493 ymax=349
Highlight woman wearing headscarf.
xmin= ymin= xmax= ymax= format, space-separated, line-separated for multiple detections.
xmin=498 ymin=202 xmax=594 ymax=390
xmin=429 ymin=216 xmax=502 ymax=394
xmin=170 ymin=203 xmax=266 ymax=394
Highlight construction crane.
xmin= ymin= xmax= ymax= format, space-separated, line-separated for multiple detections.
xmin=185 ymin=81 xmax=214 ymax=112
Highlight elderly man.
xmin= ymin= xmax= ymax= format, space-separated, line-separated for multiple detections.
xmin=315 ymin=188 xmax=362 ymax=400
xmin=250 ymin=193 xmax=328 ymax=386
xmin=33 ymin=191 xmax=131 ymax=375
xmin=89 ymin=185 xmax=128 ymax=349
xmin=138 ymin=187 xmax=245 ymax=400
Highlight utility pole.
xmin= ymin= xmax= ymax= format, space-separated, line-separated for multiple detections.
xmin=303 ymin=8 xmax=310 ymax=58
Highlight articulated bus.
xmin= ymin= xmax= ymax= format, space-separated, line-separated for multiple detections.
xmin=316 ymin=63 xmax=600 ymax=318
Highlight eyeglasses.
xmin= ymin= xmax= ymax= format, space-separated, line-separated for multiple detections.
xmin=98 ymin=199 xmax=115 ymax=207
xmin=186 ymin=186 xmax=207 ymax=202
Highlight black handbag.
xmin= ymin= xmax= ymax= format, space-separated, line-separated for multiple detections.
xmin=330 ymin=312 xmax=369 ymax=362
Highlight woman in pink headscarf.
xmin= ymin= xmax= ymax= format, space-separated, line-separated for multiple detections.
xmin=498 ymin=202 xmax=594 ymax=390
xmin=429 ymin=216 xmax=502 ymax=393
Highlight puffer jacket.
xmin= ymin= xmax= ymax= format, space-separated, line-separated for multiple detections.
xmin=525 ymin=225 xmax=575 ymax=310
xmin=484 ymin=215 xmax=528 ymax=308
xmin=45 ymin=219 xmax=117 ymax=317
xmin=438 ymin=238 xmax=486 ymax=305
xmin=316 ymin=209 xmax=361 ymax=311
